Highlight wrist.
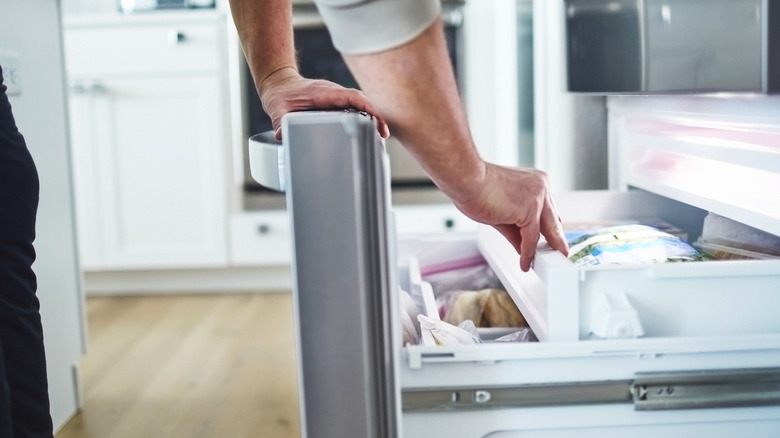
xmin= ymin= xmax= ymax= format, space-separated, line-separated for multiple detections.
xmin=436 ymin=157 xmax=489 ymax=207
xmin=256 ymin=65 xmax=299 ymax=98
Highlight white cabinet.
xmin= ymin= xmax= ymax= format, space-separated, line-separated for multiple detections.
xmin=64 ymin=14 xmax=230 ymax=270
xmin=229 ymin=210 xmax=292 ymax=266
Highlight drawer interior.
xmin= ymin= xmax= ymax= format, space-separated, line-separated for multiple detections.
xmin=398 ymin=190 xmax=780 ymax=347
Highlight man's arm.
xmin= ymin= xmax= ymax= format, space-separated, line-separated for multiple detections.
xmin=228 ymin=0 xmax=567 ymax=270
xmin=343 ymin=19 xmax=568 ymax=270
xmin=228 ymin=0 xmax=388 ymax=139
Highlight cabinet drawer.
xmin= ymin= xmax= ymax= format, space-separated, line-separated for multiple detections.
xmin=394 ymin=204 xmax=477 ymax=235
xmin=64 ymin=22 xmax=222 ymax=77
xmin=229 ymin=211 xmax=291 ymax=266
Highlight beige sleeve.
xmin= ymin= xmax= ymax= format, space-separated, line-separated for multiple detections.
xmin=314 ymin=0 xmax=441 ymax=54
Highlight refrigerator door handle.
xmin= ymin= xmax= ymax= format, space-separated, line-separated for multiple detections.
xmin=248 ymin=131 xmax=286 ymax=192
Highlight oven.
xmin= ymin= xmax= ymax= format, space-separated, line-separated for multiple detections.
xmin=242 ymin=0 xmax=466 ymax=210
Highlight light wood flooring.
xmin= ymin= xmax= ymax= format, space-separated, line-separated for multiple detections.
xmin=56 ymin=293 xmax=301 ymax=438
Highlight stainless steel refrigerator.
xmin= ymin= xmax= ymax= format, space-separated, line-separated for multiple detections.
xmin=249 ymin=104 xmax=780 ymax=437
xmin=247 ymin=2 xmax=780 ymax=435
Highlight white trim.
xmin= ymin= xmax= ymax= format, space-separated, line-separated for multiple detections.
xmin=83 ymin=266 xmax=292 ymax=295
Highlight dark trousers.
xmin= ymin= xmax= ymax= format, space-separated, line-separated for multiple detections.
xmin=0 ymin=68 xmax=54 ymax=437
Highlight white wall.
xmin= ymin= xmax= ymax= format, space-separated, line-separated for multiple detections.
xmin=463 ymin=0 xmax=608 ymax=190
xmin=0 ymin=0 xmax=86 ymax=431
xmin=463 ymin=0 xmax=523 ymax=168
xmin=533 ymin=0 xmax=608 ymax=191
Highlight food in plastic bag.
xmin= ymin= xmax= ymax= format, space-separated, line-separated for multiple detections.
xmin=492 ymin=327 xmax=538 ymax=343
xmin=695 ymin=213 xmax=780 ymax=260
xmin=566 ymin=224 xmax=706 ymax=267
xmin=422 ymin=262 xmax=503 ymax=296
xmin=418 ymin=314 xmax=482 ymax=345
xmin=441 ymin=288 xmax=527 ymax=328
xmin=399 ymin=289 xmax=422 ymax=346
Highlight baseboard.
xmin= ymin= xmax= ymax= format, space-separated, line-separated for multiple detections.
xmin=83 ymin=265 xmax=292 ymax=295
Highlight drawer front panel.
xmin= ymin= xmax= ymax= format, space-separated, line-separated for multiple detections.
xmin=229 ymin=211 xmax=291 ymax=266
xmin=64 ymin=23 xmax=221 ymax=77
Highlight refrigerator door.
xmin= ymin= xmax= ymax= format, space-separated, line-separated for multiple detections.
xmin=250 ymin=111 xmax=400 ymax=438
xmin=250 ymin=111 xmax=780 ymax=438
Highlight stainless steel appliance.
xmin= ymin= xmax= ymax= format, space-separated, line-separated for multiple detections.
xmin=565 ymin=0 xmax=779 ymax=93
xmin=249 ymin=101 xmax=780 ymax=436
xmin=247 ymin=1 xmax=780 ymax=436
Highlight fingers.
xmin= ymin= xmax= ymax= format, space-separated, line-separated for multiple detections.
xmin=345 ymin=95 xmax=389 ymax=139
xmin=518 ymin=222 xmax=540 ymax=272
xmin=313 ymin=87 xmax=390 ymax=139
xmin=540 ymin=195 xmax=569 ymax=257
xmin=269 ymin=80 xmax=390 ymax=139
xmin=493 ymin=193 xmax=569 ymax=272
xmin=494 ymin=223 xmax=536 ymax=273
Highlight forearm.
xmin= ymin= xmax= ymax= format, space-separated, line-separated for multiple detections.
xmin=342 ymin=18 xmax=486 ymax=204
xmin=228 ymin=0 xmax=298 ymax=96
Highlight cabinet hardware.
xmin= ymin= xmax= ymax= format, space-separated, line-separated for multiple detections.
xmin=169 ymin=30 xmax=186 ymax=44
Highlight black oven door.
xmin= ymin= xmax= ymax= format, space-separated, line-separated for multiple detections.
xmin=244 ymin=6 xmax=464 ymax=195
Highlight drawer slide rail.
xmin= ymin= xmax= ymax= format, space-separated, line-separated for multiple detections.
xmin=403 ymin=368 xmax=780 ymax=412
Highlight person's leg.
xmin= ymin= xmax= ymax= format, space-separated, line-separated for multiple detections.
xmin=0 ymin=67 xmax=53 ymax=438
xmin=0 ymin=345 xmax=14 ymax=437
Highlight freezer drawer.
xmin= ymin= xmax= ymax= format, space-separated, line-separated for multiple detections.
xmin=476 ymin=190 xmax=780 ymax=342
xmin=398 ymin=202 xmax=780 ymax=436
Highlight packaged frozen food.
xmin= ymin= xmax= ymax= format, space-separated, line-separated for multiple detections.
xmin=440 ymin=288 xmax=528 ymax=328
xmin=399 ymin=289 xmax=422 ymax=346
xmin=695 ymin=213 xmax=780 ymax=260
xmin=417 ymin=314 xmax=482 ymax=346
xmin=566 ymin=224 xmax=706 ymax=267
xmin=419 ymin=256 xmax=534 ymax=342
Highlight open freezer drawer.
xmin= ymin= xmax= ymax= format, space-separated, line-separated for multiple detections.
xmin=477 ymin=190 xmax=780 ymax=343
xmin=249 ymin=110 xmax=780 ymax=438
xmin=397 ymin=193 xmax=780 ymax=436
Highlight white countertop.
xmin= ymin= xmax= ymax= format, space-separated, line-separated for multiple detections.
xmin=62 ymin=8 xmax=226 ymax=28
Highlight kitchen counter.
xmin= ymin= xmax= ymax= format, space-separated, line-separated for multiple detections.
xmin=62 ymin=8 xmax=225 ymax=28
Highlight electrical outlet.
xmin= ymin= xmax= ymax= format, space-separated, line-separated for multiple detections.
xmin=0 ymin=51 xmax=21 ymax=96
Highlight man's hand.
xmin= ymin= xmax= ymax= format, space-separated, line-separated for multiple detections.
xmin=259 ymin=67 xmax=390 ymax=140
xmin=449 ymin=162 xmax=569 ymax=272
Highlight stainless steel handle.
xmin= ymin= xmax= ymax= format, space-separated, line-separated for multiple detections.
xmin=248 ymin=131 xmax=285 ymax=192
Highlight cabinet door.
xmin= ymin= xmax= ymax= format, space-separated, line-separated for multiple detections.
xmin=85 ymin=76 xmax=227 ymax=269
xmin=68 ymin=83 xmax=103 ymax=269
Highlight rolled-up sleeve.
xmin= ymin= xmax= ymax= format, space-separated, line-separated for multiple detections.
xmin=314 ymin=0 xmax=441 ymax=54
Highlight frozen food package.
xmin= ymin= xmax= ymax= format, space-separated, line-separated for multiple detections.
xmin=419 ymin=255 xmax=533 ymax=341
xmin=566 ymin=224 xmax=706 ymax=267
xmin=492 ymin=327 xmax=538 ymax=343
xmin=565 ymin=218 xmax=688 ymax=241
xmin=417 ymin=314 xmax=482 ymax=346
xmin=399 ymin=289 xmax=422 ymax=346
xmin=421 ymin=260 xmax=503 ymax=296
xmin=440 ymin=288 xmax=528 ymax=328
xmin=696 ymin=213 xmax=780 ymax=260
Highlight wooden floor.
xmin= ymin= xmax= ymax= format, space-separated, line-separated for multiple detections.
xmin=56 ymin=293 xmax=301 ymax=438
